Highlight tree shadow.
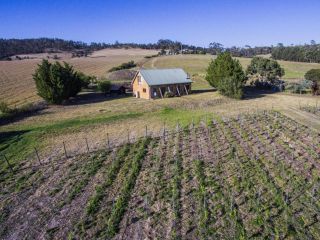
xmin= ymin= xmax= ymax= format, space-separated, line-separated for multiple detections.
xmin=65 ymin=91 xmax=131 ymax=106
xmin=243 ymin=86 xmax=279 ymax=100
xmin=191 ymin=88 xmax=216 ymax=94
xmin=0 ymin=103 xmax=48 ymax=127
xmin=0 ymin=130 xmax=30 ymax=150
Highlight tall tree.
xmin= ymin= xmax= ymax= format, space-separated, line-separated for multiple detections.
xmin=205 ymin=52 xmax=246 ymax=99
xmin=246 ymin=57 xmax=284 ymax=86
xmin=33 ymin=60 xmax=82 ymax=104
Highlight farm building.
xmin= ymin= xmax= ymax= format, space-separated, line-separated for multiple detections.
xmin=132 ymin=68 xmax=192 ymax=99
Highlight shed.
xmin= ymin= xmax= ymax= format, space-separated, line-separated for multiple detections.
xmin=131 ymin=68 xmax=192 ymax=99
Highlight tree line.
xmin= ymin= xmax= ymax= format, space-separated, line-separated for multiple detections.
xmin=0 ymin=38 xmax=204 ymax=60
xmin=271 ymin=42 xmax=320 ymax=63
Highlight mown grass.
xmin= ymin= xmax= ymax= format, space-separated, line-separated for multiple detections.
xmin=0 ymin=112 xmax=142 ymax=172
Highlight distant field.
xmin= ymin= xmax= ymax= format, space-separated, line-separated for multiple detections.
xmin=143 ymin=54 xmax=320 ymax=89
xmin=0 ymin=48 xmax=157 ymax=106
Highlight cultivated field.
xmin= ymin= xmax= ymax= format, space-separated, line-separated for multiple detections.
xmin=0 ymin=48 xmax=158 ymax=106
xmin=1 ymin=111 xmax=320 ymax=239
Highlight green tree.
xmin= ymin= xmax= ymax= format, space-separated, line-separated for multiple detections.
xmin=98 ymin=80 xmax=111 ymax=96
xmin=246 ymin=57 xmax=284 ymax=85
xmin=33 ymin=60 xmax=82 ymax=104
xmin=305 ymin=69 xmax=320 ymax=95
xmin=205 ymin=52 xmax=246 ymax=99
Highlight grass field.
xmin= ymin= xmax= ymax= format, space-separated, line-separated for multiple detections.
xmin=1 ymin=111 xmax=320 ymax=239
xmin=143 ymin=54 xmax=320 ymax=88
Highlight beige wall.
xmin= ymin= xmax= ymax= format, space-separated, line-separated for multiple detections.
xmin=132 ymin=73 xmax=151 ymax=99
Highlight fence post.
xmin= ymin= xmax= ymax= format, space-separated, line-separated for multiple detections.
xmin=107 ymin=133 xmax=110 ymax=149
xmin=127 ymin=130 xmax=130 ymax=143
xmin=63 ymin=141 xmax=68 ymax=158
xmin=34 ymin=147 xmax=41 ymax=165
xmin=85 ymin=138 xmax=90 ymax=153
xmin=3 ymin=154 xmax=13 ymax=173
xmin=145 ymin=125 xmax=148 ymax=138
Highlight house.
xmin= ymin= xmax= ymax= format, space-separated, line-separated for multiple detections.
xmin=131 ymin=68 xmax=192 ymax=99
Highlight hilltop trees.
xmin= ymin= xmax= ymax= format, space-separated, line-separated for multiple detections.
xmin=246 ymin=57 xmax=284 ymax=86
xmin=206 ymin=52 xmax=246 ymax=99
xmin=271 ymin=42 xmax=320 ymax=63
xmin=33 ymin=60 xmax=82 ymax=104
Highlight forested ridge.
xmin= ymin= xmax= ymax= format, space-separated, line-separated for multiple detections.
xmin=1 ymin=38 xmax=320 ymax=63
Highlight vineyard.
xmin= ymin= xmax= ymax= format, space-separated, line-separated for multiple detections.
xmin=302 ymin=105 xmax=320 ymax=118
xmin=1 ymin=111 xmax=320 ymax=239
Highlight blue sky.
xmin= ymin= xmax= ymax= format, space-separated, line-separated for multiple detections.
xmin=0 ymin=0 xmax=320 ymax=47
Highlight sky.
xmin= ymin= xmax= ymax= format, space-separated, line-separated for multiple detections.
xmin=0 ymin=0 xmax=320 ymax=47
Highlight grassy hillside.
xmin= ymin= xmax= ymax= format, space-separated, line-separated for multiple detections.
xmin=143 ymin=54 xmax=320 ymax=89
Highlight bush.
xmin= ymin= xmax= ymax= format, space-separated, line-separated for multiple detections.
xmin=77 ymin=71 xmax=96 ymax=88
xmin=205 ymin=52 xmax=246 ymax=99
xmin=164 ymin=92 xmax=175 ymax=98
xmin=305 ymin=69 xmax=320 ymax=82
xmin=285 ymin=80 xmax=313 ymax=94
xmin=108 ymin=61 xmax=136 ymax=72
xmin=304 ymin=69 xmax=320 ymax=95
xmin=33 ymin=60 xmax=82 ymax=104
xmin=98 ymin=80 xmax=111 ymax=95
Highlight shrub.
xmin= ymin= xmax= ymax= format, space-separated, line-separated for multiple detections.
xmin=77 ymin=71 xmax=96 ymax=88
xmin=285 ymin=80 xmax=313 ymax=94
xmin=205 ymin=52 xmax=246 ymax=99
xmin=33 ymin=60 xmax=82 ymax=104
xmin=305 ymin=69 xmax=320 ymax=95
xmin=164 ymin=92 xmax=175 ymax=98
xmin=98 ymin=80 xmax=111 ymax=95
xmin=305 ymin=69 xmax=320 ymax=82
xmin=108 ymin=61 xmax=136 ymax=72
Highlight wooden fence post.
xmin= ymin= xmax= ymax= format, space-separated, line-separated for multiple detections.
xmin=107 ymin=133 xmax=110 ymax=149
xmin=34 ymin=147 xmax=41 ymax=165
xmin=3 ymin=154 xmax=13 ymax=173
xmin=63 ymin=141 xmax=68 ymax=158
xmin=85 ymin=138 xmax=90 ymax=153
xmin=127 ymin=130 xmax=130 ymax=143
xmin=145 ymin=125 xmax=148 ymax=137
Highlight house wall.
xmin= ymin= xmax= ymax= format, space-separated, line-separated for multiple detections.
xmin=132 ymin=73 xmax=151 ymax=99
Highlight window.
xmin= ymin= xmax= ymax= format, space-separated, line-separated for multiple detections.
xmin=143 ymin=88 xmax=146 ymax=93
xmin=138 ymin=76 xmax=142 ymax=85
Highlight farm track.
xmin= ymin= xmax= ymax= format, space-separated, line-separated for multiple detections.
xmin=1 ymin=111 xmax=320 ymax=239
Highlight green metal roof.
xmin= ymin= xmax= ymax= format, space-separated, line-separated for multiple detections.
xmin=140 ymin=68 xmax=192 ymax=86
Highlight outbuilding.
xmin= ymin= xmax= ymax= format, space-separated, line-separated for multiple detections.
xmin=131 ymin=68 xmax=192 ymax=99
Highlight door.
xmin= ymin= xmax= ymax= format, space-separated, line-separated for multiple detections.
xmin=137 ymin=91 xmax=140 ymax=98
